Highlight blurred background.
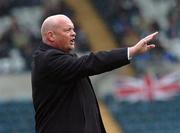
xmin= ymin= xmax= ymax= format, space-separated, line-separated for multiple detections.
xmin=0 ymin=0 xmax=180 ymax=133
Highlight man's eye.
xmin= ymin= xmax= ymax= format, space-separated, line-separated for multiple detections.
xmin=64 ymin=29 xmax=69 ymax=32
xmin=67 ymin=28 xmax=71 ymax=31
xmin=65 ymin=28 xmax=73 ymax=32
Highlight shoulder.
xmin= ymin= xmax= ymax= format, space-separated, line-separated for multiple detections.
xmin=33 ymin=45 xmax=66 ymax=59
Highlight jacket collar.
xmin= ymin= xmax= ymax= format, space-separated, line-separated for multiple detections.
xmin=39 ymin=43 xmax=59 ymax=50
xmin=39 ymin=43 xmax=76 ymax=56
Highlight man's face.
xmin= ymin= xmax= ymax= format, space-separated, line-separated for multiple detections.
xmin=54 ymin=18 xmax=76 ymax=53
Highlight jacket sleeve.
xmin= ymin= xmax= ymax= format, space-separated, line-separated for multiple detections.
xmin=46 ymin=48 xmax=130 ymax=81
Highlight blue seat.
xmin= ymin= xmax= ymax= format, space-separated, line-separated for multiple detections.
xmin=0 ymin=101 xmax=35 ymax=133
xmin=103 ymin=94 xmax=180 ymax=133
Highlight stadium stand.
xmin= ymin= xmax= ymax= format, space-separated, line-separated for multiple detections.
xmin=104 ymin=93 xmax=180 ymax=133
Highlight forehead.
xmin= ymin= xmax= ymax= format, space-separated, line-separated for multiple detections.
xmin=58 ymin=17 xmax=74 ymax=28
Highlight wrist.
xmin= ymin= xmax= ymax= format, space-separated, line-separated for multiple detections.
xmin=128 ymin=46 xmax=136 ymax=58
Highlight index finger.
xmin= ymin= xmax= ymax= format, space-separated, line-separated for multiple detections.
xmin=144 ymin=31 xmax=158 ymax=42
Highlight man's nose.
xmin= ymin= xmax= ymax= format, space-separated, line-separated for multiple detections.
xmin=72 ymin=30 xmax=76 ymax=36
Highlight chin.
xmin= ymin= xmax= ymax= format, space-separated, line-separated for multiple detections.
xmin=70 ymin=44 xmax=75 ymax=49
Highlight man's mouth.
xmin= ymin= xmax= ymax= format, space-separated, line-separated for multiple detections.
xmin=70 ymin=38 xmax=75 ymax=44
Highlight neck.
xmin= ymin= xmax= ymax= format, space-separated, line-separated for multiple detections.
xmin=43 ymin=39 xmax=57 ymax=48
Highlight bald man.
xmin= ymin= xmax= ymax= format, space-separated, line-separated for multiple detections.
xmin=31 ymin=14 xmax=158 ymax=133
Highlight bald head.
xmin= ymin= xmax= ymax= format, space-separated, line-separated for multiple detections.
xmin=41 ymin=15 xmax=72 ymax=42
xmin=40 ymin=14 xmax=76 ymax=52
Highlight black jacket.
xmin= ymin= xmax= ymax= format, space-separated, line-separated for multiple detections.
xmin=31 ymin=43 xmax=130 ymax=133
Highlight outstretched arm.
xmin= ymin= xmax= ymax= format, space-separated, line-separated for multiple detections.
xmin=128 ymin=32 xmax=158 ymax=58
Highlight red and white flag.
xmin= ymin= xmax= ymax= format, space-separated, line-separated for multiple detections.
xmin=113 ymin=72 xmax=180 ymax=102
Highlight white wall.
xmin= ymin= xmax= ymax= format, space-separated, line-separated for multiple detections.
xmin=0 ymin=73 xmax=32 ymax=101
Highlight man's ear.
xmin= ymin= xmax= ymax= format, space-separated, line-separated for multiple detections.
xmin=47 ymin=31 xmax=55 ymax=42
